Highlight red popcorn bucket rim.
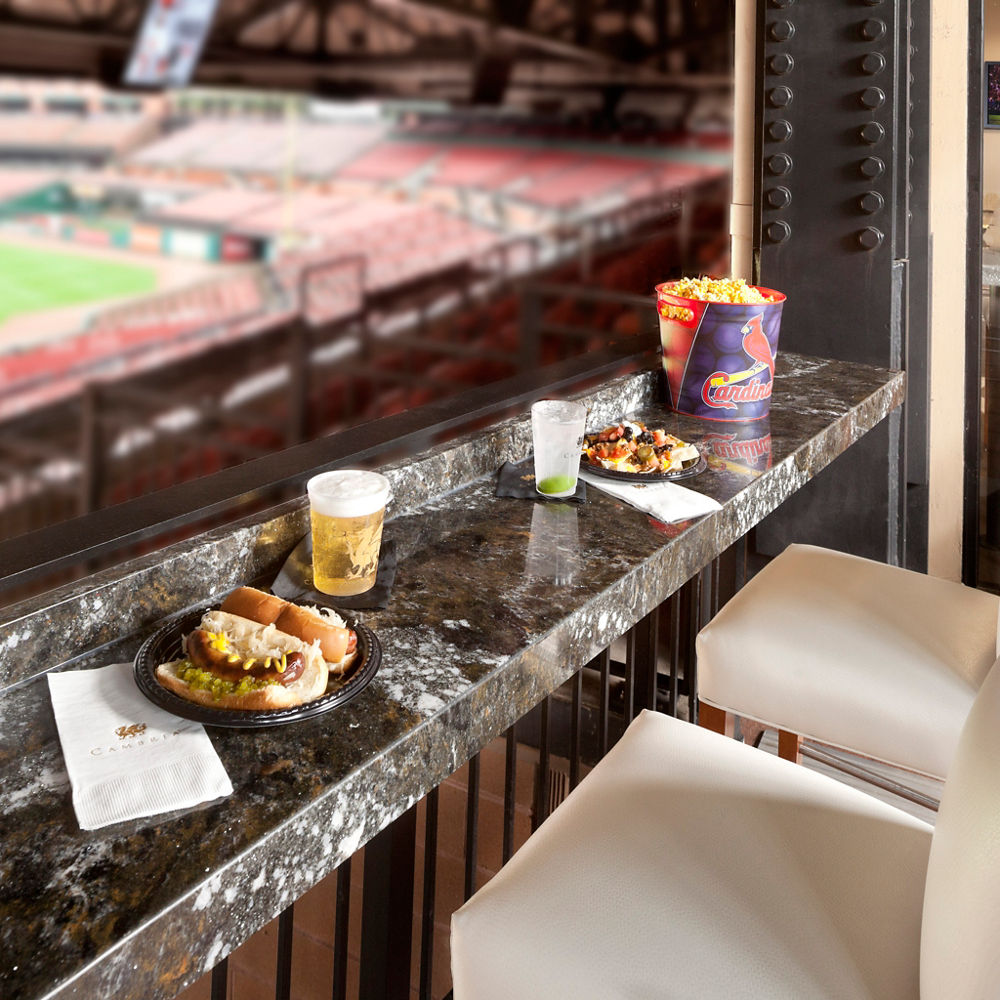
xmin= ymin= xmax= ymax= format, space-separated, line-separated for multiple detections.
xmin=654 ymin=280 xmax=787 ymax=307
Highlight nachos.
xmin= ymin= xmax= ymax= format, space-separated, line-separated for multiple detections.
xmin=582 ymin=421 xmax=699 ymax=474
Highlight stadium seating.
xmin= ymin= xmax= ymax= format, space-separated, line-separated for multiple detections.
xmin=334 ymin=141 xmax=442 ymax=183
xmin=3 ymin=114 xmax=75 ymax=145
xmin=156 ymin=188 xmax=281 ymax=225
xmin=130 ymin=120 xmax=387 ymax=180
xmin=0 ymin=109 xmax=156 ymax=162
xmin=237 ymin=192 xmax=357 ymax=235
xmin=424 ymin=145 xmax=538 ymax=188
xmin=0 ymin=271 xmax=274 ymax=418
xmin=515 ymin=156 xmax=660 ymax=209
xmin=268 ymin=201 xmax=500 ymax=303
xmin=61 ymin=116 xmax=154 ymax=155
xmin=0 ymin=170 xmax=57 ymax=202
xmin=0 ymin=104 xmax=734 ymax=547
xmin=129 ymin=122 xmax=222 ymax=167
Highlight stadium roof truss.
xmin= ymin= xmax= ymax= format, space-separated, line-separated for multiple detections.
xmin=0 ymin=0 xmax=732 ymax=104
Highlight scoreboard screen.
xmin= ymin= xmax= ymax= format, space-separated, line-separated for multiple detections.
xmin=124 ymin=0 xmax=219 ymax=89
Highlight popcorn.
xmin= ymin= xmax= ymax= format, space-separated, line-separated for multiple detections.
xmin=665 ymin=276 xmax=774 ymax=305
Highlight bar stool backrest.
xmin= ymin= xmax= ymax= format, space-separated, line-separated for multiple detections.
xmin=921 ymin=654 xmax=1000 ymax=997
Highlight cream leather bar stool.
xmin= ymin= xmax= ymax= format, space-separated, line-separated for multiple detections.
xmin=451 ymin=662 xmax=1000 ymax=999
xmin=696 ymin=543 xmax=999 ymax=779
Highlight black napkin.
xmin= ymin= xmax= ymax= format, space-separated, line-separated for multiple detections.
xmin=496 ymin=459 xmax=587 ymax=503
xmin=271 ymin=533 xmax=397 ymax=611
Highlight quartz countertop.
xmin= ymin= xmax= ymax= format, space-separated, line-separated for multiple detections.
xmin=0 ymin=353 xmax=904 ymax=1000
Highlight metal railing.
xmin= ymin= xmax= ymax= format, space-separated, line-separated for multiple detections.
xmin=190 ymin=552 xmax=741 ymax=1000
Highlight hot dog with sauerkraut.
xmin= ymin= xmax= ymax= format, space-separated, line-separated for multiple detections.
xmin=155 ymin=587 xmax=358 ymax=711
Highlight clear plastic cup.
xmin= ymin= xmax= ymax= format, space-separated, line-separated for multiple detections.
xmin=306 ymin=470 xmax=391 ymax=596
xmin=531 ymin=399 xmax=588 ymax=499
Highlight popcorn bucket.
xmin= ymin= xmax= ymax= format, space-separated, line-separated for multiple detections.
xmin=656 ymin=280 xmax=786 ymax=422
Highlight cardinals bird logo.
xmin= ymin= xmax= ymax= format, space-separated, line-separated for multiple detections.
xmin=701 ymin=314 xmax=775 ymax=411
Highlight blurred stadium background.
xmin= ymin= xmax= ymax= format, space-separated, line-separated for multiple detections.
xmin=0 ymin=0 xmax=732 ymax=582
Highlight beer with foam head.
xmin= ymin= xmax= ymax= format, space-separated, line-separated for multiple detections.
xmin=307 ymin=470 xmax=391 ymax=596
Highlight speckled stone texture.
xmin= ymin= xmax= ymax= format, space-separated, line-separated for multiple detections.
xmin=0 ymin=354 xmax=903 ymax=1000
xmin=984 ymin=248 xmax=1000 ymax=287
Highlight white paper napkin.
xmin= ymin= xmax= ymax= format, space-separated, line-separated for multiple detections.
xmin=47 ymin=662 xmax=233 ymax=830
xmin=578 ymin=469 xmax=723 ymax=523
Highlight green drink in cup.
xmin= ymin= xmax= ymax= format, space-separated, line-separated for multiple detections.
xmin=531 ymin=399 xmax=588 ymax=499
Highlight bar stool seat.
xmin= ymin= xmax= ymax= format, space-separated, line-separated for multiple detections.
xmin=451 ymin=709 xmax=934 ymax=999
xmin=696 ymin=544 xmax=999 ymax=779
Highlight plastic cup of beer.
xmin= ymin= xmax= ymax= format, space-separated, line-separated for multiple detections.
xmin=307 ymin=470 xmax=391 ymax=597
xmin=531 ymin=399 xmax=588 ymax=499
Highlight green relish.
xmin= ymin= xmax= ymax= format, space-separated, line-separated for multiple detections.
xmin=177 ymin=659 xmax=279 ymax=700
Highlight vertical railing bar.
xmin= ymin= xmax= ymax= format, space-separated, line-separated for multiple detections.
xmin=669 ymin=591 xmax=682 ymax=718
xmin=332 ymin=858 xmax=351 ymax=1000
xmin=359 ymin=805 xmax=418 ymax=999
xmin=691 ymin=563 xmax=716 ymax=722
xmin=570 ymin=667 xmax=582 ymax=790
xmin=275 ymin=903 xmax=294 ymax=1000
xmin=599 ymin=648 xmax=610 ymax=757
xmin=210 ymin=958 xmax=228 ymax=1000
xmin=532 ymin=696 xmax=551 ymax=832
xmin=689 ymin=572 xmax=703 ymax=720
xmin=418 ymin=787 xmax=439 ymax=1000
xmin=624 ymin=627 xmax=636 ymax=724
xmin=644 ymin=609 xmax=659 ymax=712
xmin=716 ymin=538 xmax=747 ymax=608
xmin=463 ymin=754 xmax=481 ymax=901
xmin=502 ymin=724 xmax=517 ymax=865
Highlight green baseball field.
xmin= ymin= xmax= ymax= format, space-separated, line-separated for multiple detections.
xmin=0 ymin=240 xmax=158 ymax=326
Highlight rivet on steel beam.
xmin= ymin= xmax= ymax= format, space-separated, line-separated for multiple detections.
xmin=769 ymin=86 xmax=794 ymax=108
xmin=860 ymin=156 xmax=885 ymax=179
xmin=859 ymin=121 xmax=885 ymax=144
xmin=769 ymin=53 xmax=794 ymax=75
xmin=767 ymin=221 xmax=791 ymax=243
xmin=766 ymin=186 xmax=792 ymax=209
xmin=860 ymin=52 xmax=885 ymax=75
xmin=860 ymin=87 xmax=885 ymax=109
xmin=857 ymin=226 xmax=884 ymax=251
xmin=769 ymin=20 xmax=795 ymax=42
xmin=767 ymin=153 xmax=793 ymax=175
xmin=767 ymin=119 xmax=793 ymax=142
xmin=859 ymin=191 xmax=884 ymax=214
xmin=860 ymin=18 xmax=886 ymax=41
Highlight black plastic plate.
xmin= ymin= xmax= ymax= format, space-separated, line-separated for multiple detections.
xmin=133 ymin=602 xmax=381 ymax=728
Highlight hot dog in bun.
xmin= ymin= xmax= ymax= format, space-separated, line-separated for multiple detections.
xmin=155 ymin=587 xmax=359 ymax=711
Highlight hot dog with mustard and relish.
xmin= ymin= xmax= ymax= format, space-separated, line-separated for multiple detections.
xmin=155 ymin=587 xmax=358 ymax=711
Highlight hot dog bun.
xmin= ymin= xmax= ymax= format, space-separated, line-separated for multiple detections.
xmin=274 ymin=604 xmax=352 ymax=667
xmin=155 ymin=611 xmax=329 ymax=711
xmin=221 ymin=587 xmax=357 ymax=676
xmin=221 ymin=586 xmax=287 ymax=625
